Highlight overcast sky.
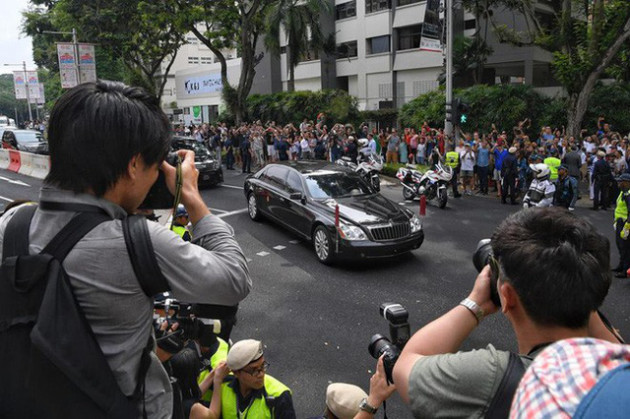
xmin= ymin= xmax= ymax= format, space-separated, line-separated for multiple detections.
xmin=0 ymin=0 xmax=36 ymax=74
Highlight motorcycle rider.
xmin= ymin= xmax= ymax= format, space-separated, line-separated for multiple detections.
xmin=523 ymin=163 xmax=556 ymax=208
xmin=358 ymin=138 xmax=372 ymax=162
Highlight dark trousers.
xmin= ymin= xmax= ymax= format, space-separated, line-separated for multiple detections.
xmin=478 ymin=166 xmax=489 ymax=193
xmin=502 ymin=175 xmax=517 ymax=204
xmin=226 ymin=151 xmax=234 ymax=169
xmin=241 ymin=151 xmax=251 ymax=173
xmin=451 ymin=170 xmax=460 ymax=196
xmin=570 ymin=175 xmax=581 ymax=198
xmin=594 ymin=180 xmax=609 ymax=209
xmin=615 ymin=219 xmax=630 ymax=271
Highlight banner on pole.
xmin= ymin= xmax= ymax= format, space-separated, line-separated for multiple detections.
xmin=78 ymin=43 xmax=97 ymax=82
xmin=57 ymin=42 xmax=78 ymax=88
xmin=29 ymin=84 xmax=46 ymax=104
xmin=13 ymin=71 xmax=40 ymax=100
xmin=420 ymin=0 xmax=442 ymax=52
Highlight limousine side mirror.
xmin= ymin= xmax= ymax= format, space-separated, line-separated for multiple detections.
xmin=289 ymin=192 xmax=303 ymax=201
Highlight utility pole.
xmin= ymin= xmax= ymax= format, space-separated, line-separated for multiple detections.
xmin=444 ymin=0 xmax=454 ymax=140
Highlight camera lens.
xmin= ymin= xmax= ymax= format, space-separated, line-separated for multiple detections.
xmin=368 ymin=334 xmax=394 ymax=359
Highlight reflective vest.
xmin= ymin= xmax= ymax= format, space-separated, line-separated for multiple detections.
xmin=171 ymin=224 xmax=191 ymax=241
xmin=198 ymin=338 xmax=230 ymax=402
xmin=221 ymin=374 xmax=291 ymax=419
xmin=544 ymin=157 xmax=561 ymax=181
xmin=615 ymin=191 xmax=629 ymax=221
xmin=445 ymin=151 xmax=459 ymax=168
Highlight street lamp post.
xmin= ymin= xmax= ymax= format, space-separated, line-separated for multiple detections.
xmin=4 ymin=61 xmax=33 ymax=122
xmin=444 ymin=0 xmax=454 ymax=139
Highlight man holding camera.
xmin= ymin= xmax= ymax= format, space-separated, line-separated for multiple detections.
xmin=393 ymin=208 xmax=621 ymax=418
xmin=0 ymin=81 xmax=251 ymax=418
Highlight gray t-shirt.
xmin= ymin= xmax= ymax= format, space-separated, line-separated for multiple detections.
xmin=408 ymin=345 xmax=534 ymax=418
xmin=0 ymin=187 xmax=252 ymax=418
xmin=387 ymin=135 xmax=401 ymax=152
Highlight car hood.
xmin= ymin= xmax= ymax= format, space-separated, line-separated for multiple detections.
xmin=313 ymin=194 xmax=409 ymax=225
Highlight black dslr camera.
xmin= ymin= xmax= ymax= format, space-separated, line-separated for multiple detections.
xmin=139 ymin=152 xmax=179 ymax=210
xmin=368 ymin=303 xmax=410 ymax=384
xmin=472 ymin=239 xmax=501 ymax=307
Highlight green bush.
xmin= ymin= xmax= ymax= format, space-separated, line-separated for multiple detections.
xmin=359 ymin=109 xmax=398 ymax=129
xmin=381 ymin=162 xmax=429 ymax=178
xmin=398 ymin=88 xmax=446 ymax=129
xmin=245 ymin=89 xmax=360 ymax=126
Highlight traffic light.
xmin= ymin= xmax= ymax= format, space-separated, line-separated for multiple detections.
xmin=458 ymin=101 xmax=470 ymax=125
xmin=446 ymin=98 xmax=460 ymax=124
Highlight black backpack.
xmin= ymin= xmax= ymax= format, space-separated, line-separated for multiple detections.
xmin=0 ymin=203 xmax=170 ymax=418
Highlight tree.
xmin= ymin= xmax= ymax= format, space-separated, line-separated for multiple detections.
xmin=452 ymin=35 xmax=493 ymax=85
xmin=264 ymin=0 xmax=331 ymax=92
xmin=489 ymin=0 xmax=630 ymax=137
xmin=173 ymin=0 xmax=271 ymax=124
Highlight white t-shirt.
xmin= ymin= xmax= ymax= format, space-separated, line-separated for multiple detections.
xmin=300 ymin=138 xmax=310 ymax=151
xmin=460 ymin=150 xmax=476 ymax=171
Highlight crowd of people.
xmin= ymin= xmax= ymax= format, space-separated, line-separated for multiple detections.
xmin=2 ymin=79 xmax=630 ymax=419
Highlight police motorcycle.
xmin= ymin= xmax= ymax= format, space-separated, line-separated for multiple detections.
xmin=396 ymin=162 xmax=453 ymax=209
xmin=335 ymin=139 xmax=384 ymax=191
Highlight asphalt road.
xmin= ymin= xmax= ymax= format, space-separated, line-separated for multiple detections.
xmin=2 ymin=168 xmax=629 ymax=418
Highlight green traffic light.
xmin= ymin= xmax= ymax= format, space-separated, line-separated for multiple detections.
xmin=460 ymin=114 xmax=467 ymax=123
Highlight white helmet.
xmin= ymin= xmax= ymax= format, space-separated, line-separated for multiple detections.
xmin=529 ymin=163 xmax=550 ymax=180
xmin=358 ymin=138 xmax=368 ymax=147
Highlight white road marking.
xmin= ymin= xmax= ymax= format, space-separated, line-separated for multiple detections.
xmin=220 ymin=184 xmax=243 ymax=190
xmin=0 ymin=176 xmax=30 ymax=187
xmin=256 ymin=251 xmax=270 ymax=257
xmin=0 ymin=195 xmax=13 ymax=202
xmin=246 ymin=258 xmax=253 ymax=263
xmin=289 ymin=240 xmax=301 ymax=244
xmin=217 ymin=208 xmax=249 ymax=218
xmin=208 ymin=207 xmax=228 ymax=214
xmin=273 ymin=245 xmax=286 ymax=250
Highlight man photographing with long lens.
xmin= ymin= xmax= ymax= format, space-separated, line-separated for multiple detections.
xmin=0 ymin=81 xmax=251 ymax=418
xmin=392 ymin=208 xmax=623 ymax=418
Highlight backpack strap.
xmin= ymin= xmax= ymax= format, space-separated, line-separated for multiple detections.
xmin=42 ymin=212 xmax=111 ymax=262
xmin=485 ymin=352 xmax=526 ymax=419
xmin=122 ymin=215 xmax=171 ymax=297
xmin=2 ymin=204 xmax=37 ymax=261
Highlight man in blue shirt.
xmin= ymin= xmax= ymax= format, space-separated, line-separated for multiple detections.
xmin=492 ymin=141 xmax=509 ymax=196
xmin=475 ymin=140 xmax=490 ymax=194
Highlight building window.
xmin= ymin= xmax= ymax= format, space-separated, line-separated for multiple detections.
xmin=366 ymin=35 xmax=390 ymax=54
xmin=396 ymin=24 xmax=422 ymax=50
xmin=464 ymin=19 xmax=476 ymax=30
xmin=186 ymin=36 xmax=198 ymax=44
xmin=335 ymin=1 xmax=356 ymax=20
xmin=187 ymin=56 xmax=200 ymax=64
xmin=300 ymin=47 xmax=320 ymax=62
xmin=365 ymin=0 xmax=390 ymax=14
xmin=397 ymin=0 xmax=421 ymax=6
xmin=200 ymin=56 xmax=213 ymax=64
xmin=337 ymin=41 xmax=358 ymax=59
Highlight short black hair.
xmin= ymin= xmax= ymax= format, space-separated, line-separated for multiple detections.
xmin=491 ymin=208 xmax=610 ymax=329
xmin=45 ymin=81 xmax=171 ymax=196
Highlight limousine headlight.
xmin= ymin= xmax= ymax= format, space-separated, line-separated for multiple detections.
xmin=337 ymin=223 xmax=367 ymax=241
xmin=409 ymin=214 xmax=423 ymax=233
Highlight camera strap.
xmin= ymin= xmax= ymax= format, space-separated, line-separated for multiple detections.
xmin=169 ymin=155 xmax=184 ymax=231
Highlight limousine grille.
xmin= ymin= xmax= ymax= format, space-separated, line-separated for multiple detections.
xmin=368 ymin=222 xmax=410 ymax=241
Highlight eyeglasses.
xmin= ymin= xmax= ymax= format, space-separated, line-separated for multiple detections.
xmin=242 ymin=361 xmax=269 ymax=377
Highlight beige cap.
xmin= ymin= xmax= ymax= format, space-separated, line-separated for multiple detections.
xmin=227 ymin=339 xmax=264 ymax=371
xmin=509 ymin=146 xmax=517 ymax=154
xmin=597 ymin=150 xmax=606 ymax=158
xmin=326 ymin=383 xmax=368 ymax=419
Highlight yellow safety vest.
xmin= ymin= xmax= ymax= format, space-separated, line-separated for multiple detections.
xmin=198 ymin=338 xmax=230 ymax=402
xmin=615 ymin=191 xmax=629 ymax=221
xmin=221 ymin=374 xmax=291 ymax=419
xmin=171 ymin=224 xmax=191 ymax=240
xmin=446 ymin=151 xmax=459 ymax=168
xmin=544 ymin=157 xmax=561 ymax=181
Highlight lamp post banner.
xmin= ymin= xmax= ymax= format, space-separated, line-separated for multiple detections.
xmin=57 ymin=42 xmax=78 ymax=88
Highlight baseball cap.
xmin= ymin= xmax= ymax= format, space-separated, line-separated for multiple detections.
xmin=227 ymin=339 xmax=264 ymax=370
xmin=326 ymin=383 xmax=368 ymax=419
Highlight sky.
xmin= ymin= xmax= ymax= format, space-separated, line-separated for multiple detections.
xmin=0 ymin=0 xmax=36 ymax=75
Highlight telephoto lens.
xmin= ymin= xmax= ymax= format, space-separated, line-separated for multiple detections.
xmin=472 ymin=239 xmax=501 ymax=307
xmin=368 ymin=334 xmax=401 ymax=384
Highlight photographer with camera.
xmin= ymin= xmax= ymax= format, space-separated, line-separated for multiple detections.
xmin=0 ymin=81 xmax=251 ymax=418
xmin=392 ymin=208 xmax=622 ymax=418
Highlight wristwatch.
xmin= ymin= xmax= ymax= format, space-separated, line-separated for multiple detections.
xmin=359 ymin=398 xmax=378 ymax=414
xmin=460 ymin=298 xmax=485 ymax=323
